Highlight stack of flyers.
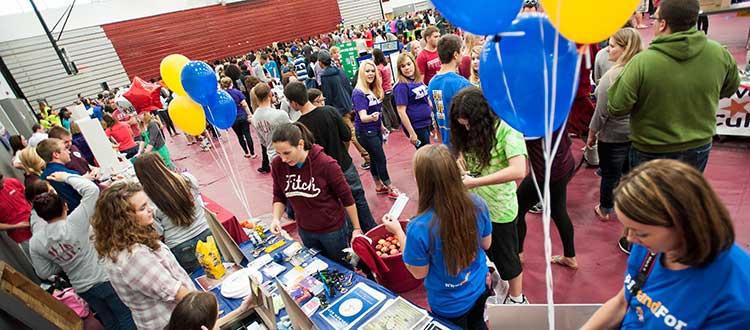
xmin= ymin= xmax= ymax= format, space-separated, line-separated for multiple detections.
xmin=360 ymin=297 xmax=428 ymax=330
xmin=320 ymin=283 xmax=386 ymax=330
xmin=261 ymin=262 xmax=286 ymax=278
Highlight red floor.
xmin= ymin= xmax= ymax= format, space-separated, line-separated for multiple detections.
xmin=164 ymin=14 xmax=750 ymax=307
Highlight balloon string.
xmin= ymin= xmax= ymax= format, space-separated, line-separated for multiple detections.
xmin=206 ymin=130 xmax=250 ymax=219
xmin=494 ymin=41 xmax=519 ymax=120
xmin=204 ymin=105 xmax=253 ymax=220
xmin=215 ymin=129 xmax=254 ymax=220
xmin=220 ymin=123 xmax=254 ymax=220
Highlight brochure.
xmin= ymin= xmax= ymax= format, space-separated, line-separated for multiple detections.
xmin=319 ymin=282 xmax=387 ymax=330
xmin=360 ymin=297 xmax=428 ymax=330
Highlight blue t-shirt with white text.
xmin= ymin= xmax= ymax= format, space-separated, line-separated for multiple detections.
xmin=402 ymin=195 xmax=492 ymax=318
xmin=622 ymin=244 xmax=750 ymax=330
xmin=352 ymin=89 xmax=382 ymax=132
xmin=393 ymin=80 xmax=432 ymax=129
xmin=427 ymin=72 xmax=472 ymax=147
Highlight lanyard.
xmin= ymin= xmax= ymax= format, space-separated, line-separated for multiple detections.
xmin=630 ymin=252 xmax=657 ymax=297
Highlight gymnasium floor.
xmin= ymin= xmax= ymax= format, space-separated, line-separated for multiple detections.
xmin=166 ymin=14 xmax=750 ymax=307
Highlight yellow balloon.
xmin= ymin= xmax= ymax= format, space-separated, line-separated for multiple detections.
xmin=541 ymin=0 xmax=640 ymax=44
xmin=160 ymin=54 xmax=190 ymax=96
xmin=168 ymin=95 xmax=206 ymax=136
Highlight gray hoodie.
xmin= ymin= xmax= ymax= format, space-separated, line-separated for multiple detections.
xmin=252 ymin=106 xmax=292 ymax=160
xmin=29 ymin=175 xmax=108 ymax=293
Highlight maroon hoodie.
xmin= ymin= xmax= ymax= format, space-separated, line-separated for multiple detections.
xmin=272 ymin=144 xmax=355 ymax=234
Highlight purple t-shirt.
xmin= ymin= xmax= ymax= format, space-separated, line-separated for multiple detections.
xmin=393 ymin=80 xmax=432 ymax=129
xmin=352 ymin=89 xmax=382 ymax=132
xmin=226 ymin=88 xmax=246 ymax=117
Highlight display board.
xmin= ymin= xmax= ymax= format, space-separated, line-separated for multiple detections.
xmin=335 ymin=42 xmax=360 ymax=80
xmin=716 ymin=81 xmax=750 ymax=137
xmin=75 ymin=118 xmax=121 ymax=176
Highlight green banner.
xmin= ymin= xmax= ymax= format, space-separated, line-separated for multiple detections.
xmin=335 ymin=42 xmax=359 ymax=80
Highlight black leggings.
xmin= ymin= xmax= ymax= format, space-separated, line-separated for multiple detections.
xmin=231 ymin=115 xmax=254 ymax=155
xmin=697 ymin=15 xmax=708 ymax=34
xmin=156 ymin=110 xmax=176 ymax=135
xmin=516 ymin=171 xmax=576 ymax=258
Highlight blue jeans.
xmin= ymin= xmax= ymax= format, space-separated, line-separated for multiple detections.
xmin=78 ymin=281 xmax=136 ymax=330
xmin=342 ymin=163 xmax=377 ymax=233
xmin=630 ymin=143 xmax=712 ymax=173
xmin=298 ymin=225 xmax=350 ymax=268
xmin=170 ymin=229 xmax=212 ymax=274
xmin=598 ymin=142 xmax=631 ymax=213
xmin=356 ymin=129 xmax=391 ymax=185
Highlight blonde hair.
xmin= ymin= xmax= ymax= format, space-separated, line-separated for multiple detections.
xmin=329 ymin=46 xmax=340 ymax=55
xmin=462 ymin=33 xmax=483 ymax=56
xmin=395 ymin=52 xmax=423 ymax=84
xmin=355 ymin=60 xmax=384 ymax=100
xmin=220 ymin=76 xmax=233 ymax=89
xmin=19 ymin=147 xmax=45 ymax=176
xmin=469 ymin=46 xmax=482 ymax=86
xmin=611 ymin=28 xmax=643 ymax=67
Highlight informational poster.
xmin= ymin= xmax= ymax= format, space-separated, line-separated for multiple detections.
xmin=336 ymin=42 xmax=360 ymax=80
xmin=76 ymin=118 xmax=121 ymax=175
xmin=716 ymin=81 xmax=750 ymax=137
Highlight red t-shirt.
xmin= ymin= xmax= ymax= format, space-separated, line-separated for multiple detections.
xmin=113 ymin=109 xmax=140 ymax=138
xmin=0 ymin=178 xmax=32 ymax=243
xmin=416 ymin=49 xmax=441 ymax=85
xmin=106 ymin=122 xmax=137 ymax=151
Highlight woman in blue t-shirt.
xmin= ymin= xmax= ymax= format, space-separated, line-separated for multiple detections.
xmin=393 ymin=52 xmax=432 ymax=149
xmin=352 ymin=60 xmax=400 ymax=200
xmin=582 ymin=159 xmax=750 ymax=330
xmin=382 ymin=144 xmax=492 ymax=330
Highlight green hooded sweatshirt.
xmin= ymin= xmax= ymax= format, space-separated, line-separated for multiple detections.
xmin=608 ymin=28 xmax=740 ymax=153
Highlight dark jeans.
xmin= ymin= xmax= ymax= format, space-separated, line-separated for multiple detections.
xmin=231 ymin=115 xmax=255 ymax=155
xmin=122 ymin=146 xmax=139 ymax=159
xmin=697 ymin=15 xmax=708 ymax=34
xmin=78 ymin=281 xmax=136 ymax=330
xmin=342 ymin=163 xmax=377 ymax=233
xmin=404 ymin=126 xmax=431 ymax=149
xmin=433 ymin=288 xmax=491 ymax=330
xmin=630 ymin=143 xmax=711 ymax=173
xmin=170 ymin=229 xmax=212 ymax=274
xmin=156 ymin=110 xmax=177 ymax=135
xmin=356 ymin=129 xmax=391 ymax=185
xmin=298 ymin=224 xmax=350 ymax=268
xmin=598 ymin=141 xmax=631 ymax=213
xmin=260 ymin=145 xmax=270 ymax=170
xmin=516 ymin=170 xmax=576 ymax=258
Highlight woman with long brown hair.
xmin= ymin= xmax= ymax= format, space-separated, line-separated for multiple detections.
xmin=382 ymin=144 xmax=492 ymax=329
xmin=91 ymin=181 xmax=195 ymax=330
xmin=134 ymin=152 xmax=210 ymax=273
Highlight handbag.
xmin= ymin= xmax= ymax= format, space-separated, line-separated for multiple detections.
xmin=53 ymin=287 xmax=91 ymax=318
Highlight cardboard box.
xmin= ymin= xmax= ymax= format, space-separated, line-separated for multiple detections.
xmin=700 ymin=0 xmax=732 ymax=12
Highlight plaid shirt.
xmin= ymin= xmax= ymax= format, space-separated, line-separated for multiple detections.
xmin=104 ymin=242 xmax=195 ymax=330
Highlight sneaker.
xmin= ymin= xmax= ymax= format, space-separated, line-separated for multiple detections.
xmin=257 ymin=167 xmax=270 ymax=174
xmin=504 ymin=294 xmax=529 ymax=304
xmin=618 ymin=237 xmax=632 ymax=255
xmin=375 ymin=186 xmax=389 ymax=195
xmin=361 ymin=162 xmax=371 ymax=170
xmin=387 ymin=187 xmax=401 ymax=200
xmin=529 ymin=202 xmax=543 ymax=214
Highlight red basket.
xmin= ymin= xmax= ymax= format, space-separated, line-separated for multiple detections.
xmin=364 ymin=221 xmax=423 ymax=293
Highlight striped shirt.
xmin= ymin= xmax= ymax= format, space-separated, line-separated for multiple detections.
xmin=293 ymin=55 xmax=308 ymax=81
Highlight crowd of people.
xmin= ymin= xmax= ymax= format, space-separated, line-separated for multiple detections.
xmin=1 ymin=0 xmax=749 ymax=329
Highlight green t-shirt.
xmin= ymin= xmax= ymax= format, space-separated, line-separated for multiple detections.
xmin=466 ymin=121 xmax=527 ymax=224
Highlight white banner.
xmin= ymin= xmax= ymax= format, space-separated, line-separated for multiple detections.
xmin=716 ymin=82 xmax=750 ymax=137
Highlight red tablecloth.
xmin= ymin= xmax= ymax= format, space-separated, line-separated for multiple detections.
xmin=201 ymin=195 xmax=249 ymax=244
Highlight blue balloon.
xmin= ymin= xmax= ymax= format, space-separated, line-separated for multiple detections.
xmin=180 ymin=61 xmax=218 ymax=105
xmin=480 ymin=14 xmax=580 ymax=137
xmin=432 ymin=0 xmax=522 ymax=35
xmin=204 ymin=90 xmax=236 ymax=130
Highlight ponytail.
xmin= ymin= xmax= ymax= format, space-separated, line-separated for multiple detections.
xmin=272 ymin=122 xmax=315 ymax=150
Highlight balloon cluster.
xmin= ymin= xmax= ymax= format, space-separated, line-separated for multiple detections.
xmin=159 ymin=54 xmax=237 ymax=135
xmin=432 ymin=0 xmax=639 ymax=135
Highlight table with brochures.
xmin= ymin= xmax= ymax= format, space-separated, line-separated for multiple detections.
xmin=190 ymin=231 xmax=459 ymax=330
